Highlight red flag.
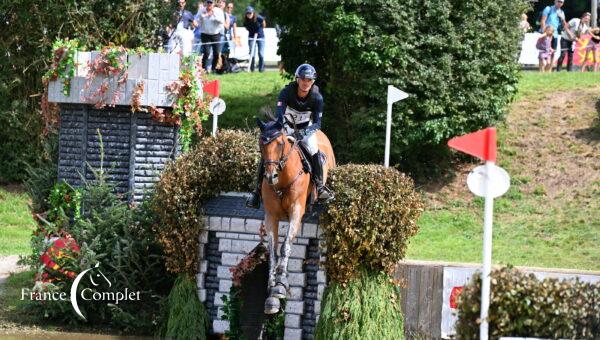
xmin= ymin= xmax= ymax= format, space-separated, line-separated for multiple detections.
xmin=204 ymin=80 xmax=220 ymax=98
xmin=448 ymin=127 xmax=497 ymax=162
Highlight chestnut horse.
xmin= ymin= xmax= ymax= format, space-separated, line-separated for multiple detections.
xmin=256 ymin=119 xmax=335 ymax=314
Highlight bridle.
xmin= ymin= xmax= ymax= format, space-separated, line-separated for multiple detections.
xmin=260 ymin=132 xmax=304 ymax=198
xmin=262 ymin=132 xmax=299 ymax=172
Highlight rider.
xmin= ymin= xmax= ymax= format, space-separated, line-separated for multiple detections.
xmin=246 ymin=63 xmax=332 ymax=208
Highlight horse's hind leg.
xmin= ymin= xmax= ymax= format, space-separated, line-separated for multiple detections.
xmin=264 ymin=214 xmax=280 ymax=314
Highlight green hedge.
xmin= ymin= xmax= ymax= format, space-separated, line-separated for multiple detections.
xmin=320 ymin=164 xmax=423 ymax=284
xmin=315 ymin=269 xmax=404 ymax=340
xmin=262 ymin=0 xmax=529 ymax=168
xmin=153 ymin=130 xmax=259 ymax=276
xmin=456 ymin=267 xmax=600 ymax=338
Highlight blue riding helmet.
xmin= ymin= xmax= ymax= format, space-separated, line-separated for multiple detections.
xmin=294 ymin=64 xmax=317 ymax=80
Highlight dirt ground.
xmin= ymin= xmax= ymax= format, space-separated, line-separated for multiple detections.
xmin=423 ymin=87 xmax=600 ymax=208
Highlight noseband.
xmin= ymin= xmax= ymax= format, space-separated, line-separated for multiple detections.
xmin=262 ymin=135 xmax=298 ymax=172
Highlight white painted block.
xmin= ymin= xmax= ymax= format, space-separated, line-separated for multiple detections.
xmin=288 ymin=259 xmax=303 ymax=272
xmin=217 ymin=265 xmax=232 ymax=279
xmin=288 ymin=287 xmax=303 ymax=301
xmin=127 ymin=53 xmax=149 ymax=79
xmin=146 ymin=79 xmax=158 ymax=106
xmin=198 ymin=260 xmax=208 ymax=273
xmin=284 ymin=328 xmax=302 ymax=340
xmin=302 ymin=223 xmax=318 ymax=238
xmin=231 ymin=239 xmax=260 ymax=254
xmin=290 ymin=244 xmax=307 ymax=259
xmin=169 ymin=54 xmax=180 ymax=80
xmin=213 ymin=320 xmax=229 ymax=333
xmin=199 ymin=230 xmax=208 ymax=244
xmin=245 ymin=219 xmax=262 ymax=234
xmin=285 ymin=300 xmax=304 ymax=315
xmin=218 ymin=239 xmax=232 ymax=252
xmin=317 ymin=270 xmax=327 ymax=284
xmin=197 ymin=288 xmax=207 ymax=302
xmin=317 ymin=284 xmax=326 ymax=300
xmin=148 ymin=53 xmax=160 ymax=79
xmin=285 ymin=314 xmax=301 ymax=328
xmin=218 ymin=279 xmax=232 ymax=293
xmin=196 ymin=273 xmax=205 ymax=288
xmin=75 ymin=51 xmax=91 ymax=77
xmin=214 ymin=292 xmax=228 ymax=306
xmin=288 ymin=273 xmax=306 ymax=287
xmin=230 ymin=218 xmax=245 ymax=232
xmin=221 ymin=253 xmax=246 ymax=266
xmin=159 ymin=53 xmax=170 ymax=70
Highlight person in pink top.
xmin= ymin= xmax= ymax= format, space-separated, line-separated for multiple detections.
xmin=537 ymin=26 xmax=555 ymax=72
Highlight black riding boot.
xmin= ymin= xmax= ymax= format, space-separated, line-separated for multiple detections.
xmin=246 ymin=160 xmax=264 ymax=209
xmin=311 ymin=153 xmax=332 ymax=201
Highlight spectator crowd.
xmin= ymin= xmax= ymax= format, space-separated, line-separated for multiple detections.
xmin=531 ymin=0 xmax=600 ymax=72
xmin=164 ymin=0 xmax=267 ymax=74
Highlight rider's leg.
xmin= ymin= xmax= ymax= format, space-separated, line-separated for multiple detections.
xmin=245 ymin=160 xmax=264 ymax=209
xmin=302 ymin=131 xmax=332 ymax=200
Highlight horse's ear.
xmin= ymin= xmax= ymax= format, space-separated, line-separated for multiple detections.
xmin=256 ymin=117 xmax=266 ymax=131
xmin=274 ymin=120 xmax=283 ymax=130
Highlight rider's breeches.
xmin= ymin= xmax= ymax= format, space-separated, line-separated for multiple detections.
xmin=285 ymin=126 xmax=319 ymax=156
xmin=301 ymin=133 xmax=319 ymax=156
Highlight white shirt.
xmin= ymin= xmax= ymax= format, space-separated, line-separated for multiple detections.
xmin=562 ymin=18 xmax=590 ymax=41
xmin=199 ymin=7 xmax=225 ymax=35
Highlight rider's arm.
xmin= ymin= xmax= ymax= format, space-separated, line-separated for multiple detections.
xmin=275 ymin=89 xmax=287 ymax=126
xmin=305 ymin=94 xmax=323 ymax=135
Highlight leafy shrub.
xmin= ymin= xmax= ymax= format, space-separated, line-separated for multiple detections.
xmin=158 ymin=274 xmax=210 ymax=340
xmin=455 ymin=267 xmax=600 ymax=338
xmin=319 ymin=164 xmax=423 ymax=284
xmin=25 ymin=174 xmax=174 ymax=333
xmin=315 ymin=268 xmax=404 ymax=340
xmin=153 ymin=130 xmax=260 ymax=276
xmin=262 ymin=0 xmax=529 ymax=167
xmin=23 ymin=133 xmax=59 ymax=214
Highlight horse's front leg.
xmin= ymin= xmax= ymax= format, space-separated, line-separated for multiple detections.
xmin=264 ymin=214 xmax=280 ymax=314
xmin=273 ymin=205 xmax=302 ymax=298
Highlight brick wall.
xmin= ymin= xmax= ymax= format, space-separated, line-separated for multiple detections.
xmin=57 ymin=104 xmax=179 ymax=202
xmin=196 ymin=200 xmax=326 ymax=340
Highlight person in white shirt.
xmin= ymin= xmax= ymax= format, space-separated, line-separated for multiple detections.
xmin=558 ymin=12 xmax=590 ymax=72
xmin=198 ymin=0 xmax=224 ymax=72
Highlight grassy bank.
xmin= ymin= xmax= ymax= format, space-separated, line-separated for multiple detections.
xmin=408 ymin=72 xmax=600 ymax=270
xmin=0 ymin=186 xmax=35 ymax=256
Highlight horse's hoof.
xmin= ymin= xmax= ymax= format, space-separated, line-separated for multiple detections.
xmin=270 ymin=284 xmax=287 ymax=299
xmin=264 ymin=297 xmax=280 ymax=314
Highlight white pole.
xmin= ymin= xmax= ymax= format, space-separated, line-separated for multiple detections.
xmin=212 ymin=113 xmax=218 ymax=137
xmin=247 ymin=33 xmax=258 ymax=72
xmin=479 ymin=160 xmax=495 ymax=340
xmin=593 ymin=0 xmax=598 ymax=28
xmin=384 ymin=102 xmax=392 ymax=168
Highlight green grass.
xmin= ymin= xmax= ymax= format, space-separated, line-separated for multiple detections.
xmin=206 ymin=72 xmax=288 ymax=130
xmin=408 ymin=71 xmax=600 ymax=271
xmin=515 ymin=71 xmax=600 ymax=100
xmin=0 ymin=186 xmax=35 ymax=255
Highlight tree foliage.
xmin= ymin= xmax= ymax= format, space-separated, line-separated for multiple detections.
xmin=262 ymin=0 xmax=529 ymax=167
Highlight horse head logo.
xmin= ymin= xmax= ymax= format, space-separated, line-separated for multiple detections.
xmin=70 ymin=262 xmax=111 ymax=320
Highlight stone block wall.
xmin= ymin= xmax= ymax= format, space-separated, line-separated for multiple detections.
xmin=47 ymin=52 xmax=181 ymax=107
xmin=198 ymin=194 xmax=327 ymax=340
xmin=57 ymin=104 xmax=179 ymax=202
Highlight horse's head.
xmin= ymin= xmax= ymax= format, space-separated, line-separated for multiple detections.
xmin=257 ymin=118 xmax=290 ymax=186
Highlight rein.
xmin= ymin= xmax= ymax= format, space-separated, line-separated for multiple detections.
xmin=262 ymin=136 xmax=304 ymax=198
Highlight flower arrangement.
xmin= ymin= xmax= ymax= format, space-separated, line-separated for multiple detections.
xmin=83 ymin=45 xmax=129 ymax=108
xmin=166 ymin=55 xmax=211 ymax=152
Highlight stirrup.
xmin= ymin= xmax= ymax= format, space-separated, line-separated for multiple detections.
xmin=317 ymin=186 xmax=333 ymax=201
